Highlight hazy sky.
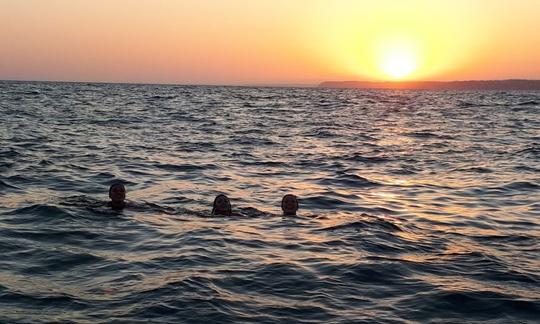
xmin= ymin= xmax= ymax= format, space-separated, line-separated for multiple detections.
xmin=1 ymin=0 xmax=539 ymax=85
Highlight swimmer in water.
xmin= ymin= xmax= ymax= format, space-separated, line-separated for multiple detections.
xmin=281 ymin=194 xmax=299 ymax=216
xmin=212 ymin=194 xmax=232 ymax=216
xmin=108 ymin=182 xmax=126 ymax=210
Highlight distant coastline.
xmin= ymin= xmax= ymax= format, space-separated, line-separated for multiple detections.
xmin=3 ymin=79 xmax=540 ymax=90
xmin=319 ymin=79 xmax=540 ymax=90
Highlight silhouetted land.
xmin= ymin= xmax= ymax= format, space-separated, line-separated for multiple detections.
xmin=319 ymin=79 xmax=540 ymax=90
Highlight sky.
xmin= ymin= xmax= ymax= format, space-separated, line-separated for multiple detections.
xmin=1 ymin=0 xmax=539 ymax=85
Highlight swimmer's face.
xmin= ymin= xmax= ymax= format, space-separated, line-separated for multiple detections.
xmin=214 ymin=195 xmax=229 ymax=211
xmin=282 ymin=195 xmax=298 ymax=215
xmin=109 ymin=184 xmax=126 ymax=203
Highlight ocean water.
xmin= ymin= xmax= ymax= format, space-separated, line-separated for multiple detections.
xmin=0 ymin=81 xmax=539 ymax=323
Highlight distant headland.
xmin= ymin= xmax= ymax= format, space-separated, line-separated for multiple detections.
xmin=319 ymin=79 xmax=540 ymax=90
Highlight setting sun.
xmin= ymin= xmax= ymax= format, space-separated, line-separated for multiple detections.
xmin=312 ymin=1 xmax=540 ymax=82
xmin=379 ymin=47 xmax=418 ymax=79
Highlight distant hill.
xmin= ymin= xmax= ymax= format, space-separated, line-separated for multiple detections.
xmin=319 ymin=79 xmax=540 ymax=90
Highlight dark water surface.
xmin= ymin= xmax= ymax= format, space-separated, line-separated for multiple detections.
xmin=0 ymin=81 xmax=539 ymax=323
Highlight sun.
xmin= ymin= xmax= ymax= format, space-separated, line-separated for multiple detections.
xmin=375 ymin=39 xmax=420 ymax=80
xmin=380 ymin=51 xmax=417 ymax=79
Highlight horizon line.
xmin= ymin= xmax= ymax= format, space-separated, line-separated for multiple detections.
xmin=2 ymin=78 xmax=540 ymax=88
xmin=0 ymin=78 xmax=318 ymax=89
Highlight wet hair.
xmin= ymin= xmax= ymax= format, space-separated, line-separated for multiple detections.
xmin=281 ymin=194 xmax=299 ymax=213
xmin=109 ymin=182 xmax=126 ymax=198
xmin=212 ymin=194 xmax=232 ymax=216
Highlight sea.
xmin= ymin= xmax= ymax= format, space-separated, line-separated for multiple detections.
xmin=0 ymin=81 xmax=538 ymax=323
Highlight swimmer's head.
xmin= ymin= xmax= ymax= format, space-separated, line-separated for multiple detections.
xmin=212 ymin=194 xmax=231 ymax=216
xmin=109 ymin=182 xmax=126 ymax=204
xmin=281 ymin=194 xmax=298 ymax=216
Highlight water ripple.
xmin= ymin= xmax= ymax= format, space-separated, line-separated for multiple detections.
xmin=0 ymin=82 xmax=539 ymax=322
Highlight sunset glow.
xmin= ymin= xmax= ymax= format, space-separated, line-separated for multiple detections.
xmin=378 ymin=41 xmax=419 ymax=79
xmin=1 ymin=0 xmax=539 ymax=84
xmin=380 ymin=52 xmax=417 ymax=79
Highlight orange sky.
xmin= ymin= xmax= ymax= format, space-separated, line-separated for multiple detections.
xmin=1 ymin=0 xmax=539 ymax=85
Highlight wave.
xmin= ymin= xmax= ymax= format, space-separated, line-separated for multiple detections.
xmin=516 ymin=100 xmax=539 ymax=106
xmin=246 ymin=262 xmax=323 ymax=296
xmin=231 ymin=137 xmax=277 ymax=146
xmin=0 ymin=290 xmax=87 ymax=309
xmin=453 ymin=166 xmax=494 ymax=173
xmin=471 ymin=233 xmax=538 ymax=244
xmin=342 ymin=153 xmax=393 ymax=163
xmin=8 ymin=90 xmax=41 ymax=96
xmin=318 ymin=173 xmax=382 ymax=188
xmin=153 ymin=162 xmax=216 ymax=172
xmin=513 ymin=165 xmax=540 ymax=173
xmin=1 ymin=228 xmax=101 ymax=243
xmin=89 ymin=171 xmax=118 ymax=181
xmin=515 ymin=144 xmax=540 ymax=157
xmin=56 ymin=196 xmax=202 ymax=217
xmin=389 ymin=167 xmax=419 ymax=175
xmin=0 ymin=179 xmax=20 ymax=190
xmin=2 ymin=204 xmax=76 ymax=219
xmin=403 ymin=131 xmax=455 ymax=140
xmin=22 ymin=251 xmax=104 ymax=274
xmin=238 ymin=160 xmax=287 ymax=167
xmin=300 ymin=195 xmax=357 ymax=210
xmin=501 ymin=181 xmax=539 ymax=191
xmin=0 ymin=161 xmax=14 ymax=171
xmin=147 ymin=95 xmax=177 ymax=100
xmin=0 ymin=148 xmax=21 ymax=159
xmin=397 ymin=289 xmax=540 ymax=321
xmin=319 ymin=217 xmax=402 ymax=232
xmin=457 ymin=101 xmax=479 ymax=107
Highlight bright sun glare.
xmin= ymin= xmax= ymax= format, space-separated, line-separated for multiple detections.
xmin=376 ymin=39 xmax=420 ymax=80
xmin=380 ymin=52 xmax=417 ymax=79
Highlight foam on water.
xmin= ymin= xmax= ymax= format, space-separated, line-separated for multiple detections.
xmin=0 ymin=81 xmax=539 ymax=322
